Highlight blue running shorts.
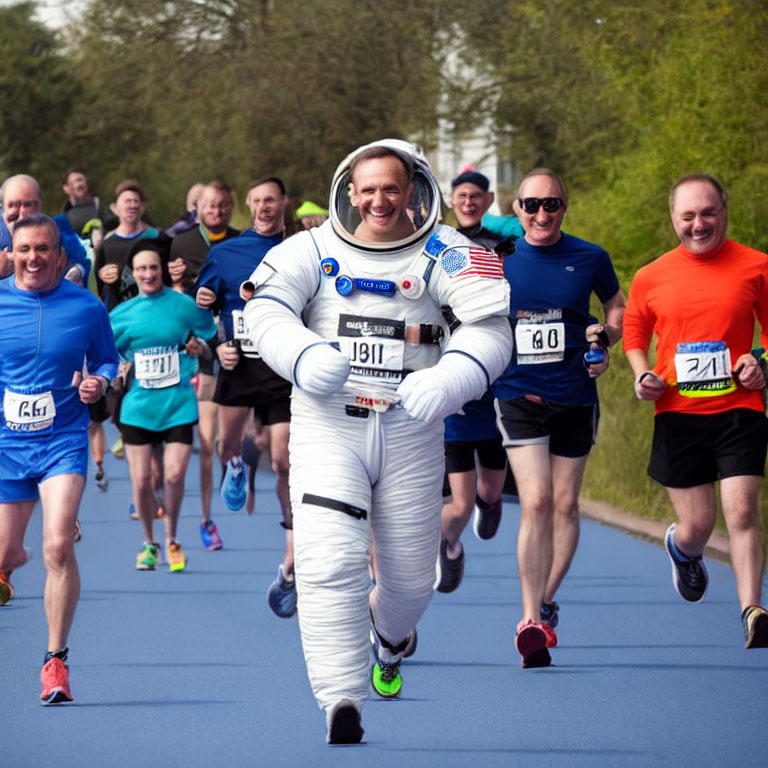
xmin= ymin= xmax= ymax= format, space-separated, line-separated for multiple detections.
xmin=0 ymin=432 xmax=88 ymax=503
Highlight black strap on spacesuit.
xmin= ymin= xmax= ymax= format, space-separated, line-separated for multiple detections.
xmin=302 ymin=493 xmax=368 ymax=520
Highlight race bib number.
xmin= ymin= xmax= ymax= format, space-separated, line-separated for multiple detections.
xmin=337 ymin=314 xmax=406 ymax=385
xmin=515 ymin=310 xmax=566 ymax=364
xmin=674 ymin=341 xmax=735 ymax=397
xmin=134 ymin=346 xmax=181 ymax=389
xmin=3 ymin=389 xmax=56 ymax=431
xmin=232 ymin=310 xmax=258 ymax=355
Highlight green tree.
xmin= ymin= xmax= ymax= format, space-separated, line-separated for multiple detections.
xmin=61 ymin=0 xmax=447 ymax=224
xmin=0 ymin=1 xmax=80 ymax=202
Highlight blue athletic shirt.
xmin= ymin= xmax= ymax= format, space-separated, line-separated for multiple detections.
xmin=0 ymin=275 xmax=118 ymax=443
xmin=194 ymin=229 xmax=284 ymax=340
xmin=444 ymin=389 xmax=500 ymax=443
xmin=110 ymin=288 xmax=216 ymax=431
xmin=492 ymin=232 xmax=620 ymax=406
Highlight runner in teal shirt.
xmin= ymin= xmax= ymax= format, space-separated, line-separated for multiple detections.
xmin=109 ymin=238 xmax=216 ymax=574
xmin=110 ymin=284 xmax=216 ymax=431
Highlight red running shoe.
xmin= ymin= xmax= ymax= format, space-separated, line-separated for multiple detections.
xmin=541 ymin=621 xmax=558 ymax=648
xmin=515 ymin=619 xmax=551 ymax=668
xmin=40 ymin=657 xmax=73 ymax=705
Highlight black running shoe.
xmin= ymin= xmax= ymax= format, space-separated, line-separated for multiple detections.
xmin=326 ymin=699 xmax=364 ymax=745
xmin=743 ymin=605 xmax=768 ymax=649
xmin=435 ymin=538 xmax=464 ymax=593
xmin=473 ymin=496 xmax=503 ymax=541
xmin=664 ymin=524 xmax=708 ymax=603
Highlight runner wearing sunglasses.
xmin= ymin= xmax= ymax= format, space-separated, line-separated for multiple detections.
xmin=492 ymin=168 xmax=625 ymax=667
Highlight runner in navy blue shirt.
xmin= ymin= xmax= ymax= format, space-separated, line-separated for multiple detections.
xmin=492 ymin=169 xmax=625 ymax=668
xmin=195 ymin=177 xmax=296 ymax=618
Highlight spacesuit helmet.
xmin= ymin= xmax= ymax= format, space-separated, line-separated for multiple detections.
xmin=329 ymin=138 xmax=442 ymax=252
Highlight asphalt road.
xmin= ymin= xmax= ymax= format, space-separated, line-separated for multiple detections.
xmin=3 ymin=430 xmax=767 ymax=767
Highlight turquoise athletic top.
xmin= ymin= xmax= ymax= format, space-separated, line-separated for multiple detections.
xmin=110 ymin=288 xmax=216 ymax=431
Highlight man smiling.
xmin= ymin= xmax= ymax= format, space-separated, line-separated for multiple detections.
xmin=243 ymin=140 xmax=511 ymax=744
xmin=492 ymin=168 xmax=624 ymax=667
xmin=624 ymin=173 xmax=768 ymax=649
xmin=0 ymin=214 xmax=118 ymax=703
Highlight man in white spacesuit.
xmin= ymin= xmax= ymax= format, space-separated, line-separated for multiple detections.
xmin=243 ymin=140 xmax=512 ymax=744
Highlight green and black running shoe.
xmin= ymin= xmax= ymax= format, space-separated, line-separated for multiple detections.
xmin=371 ymin=659 xmax=402 ymax=698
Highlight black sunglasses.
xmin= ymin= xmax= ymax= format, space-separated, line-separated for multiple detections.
xmin=518 ymin=197 xmax=565 ymax=214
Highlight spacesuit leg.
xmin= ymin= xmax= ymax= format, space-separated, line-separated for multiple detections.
xmin=289 ymin=398 xmax=374 ymax=713
xmin=369 ymin=412 xmax=444 ymax=649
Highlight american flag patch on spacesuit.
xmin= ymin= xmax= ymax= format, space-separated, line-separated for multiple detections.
xmin=441 ymin=247 xmax=503 ymax=280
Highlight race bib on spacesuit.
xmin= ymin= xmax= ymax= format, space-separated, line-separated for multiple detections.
xmin=231 ymin=310 xmax=258 ymax=355
xmin=514 ymin=310 xmax=565 ymax=364
xmin=3 ymin=389 xmax=56 ymax=431
xmin=337 ymin=314 xmax=406 ymax=385
xmin=674 ymin=341 xmax=735 ymax=397
xmin=134 ymin=346 xmax=181 ymax=389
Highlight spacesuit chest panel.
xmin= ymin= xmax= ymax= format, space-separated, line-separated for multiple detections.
xmin=303 ymin=234 xmax=447 ymax=387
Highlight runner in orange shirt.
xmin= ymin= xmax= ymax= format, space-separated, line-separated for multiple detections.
xmin=624 ymin=173 xmax=768 ymax=648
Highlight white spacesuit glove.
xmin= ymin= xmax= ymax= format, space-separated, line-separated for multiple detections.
xmin=397 ymin=351 xmax=488 ymax=423
xmin=294 ymin=342 xmax=350 ymax=395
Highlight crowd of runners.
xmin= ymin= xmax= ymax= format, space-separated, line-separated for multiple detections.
xmin=1 ymin=144 xmax=767 ymax=744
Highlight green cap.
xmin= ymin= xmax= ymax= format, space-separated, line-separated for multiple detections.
xmin=295 ymin=201 xmax=328 ymax=219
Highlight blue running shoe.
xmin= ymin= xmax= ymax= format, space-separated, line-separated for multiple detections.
xmin=665 ymin=523 xmax=708 ymax=603
xmin=200 ymin=519 xmax=223 ymax=551
xmin=220 ymin=457 xmax=246 ymax=511
xmin=540 ymin=600 xmax=559 ymax=629
xmin=266 ymin=564 xmax=297 ymax=618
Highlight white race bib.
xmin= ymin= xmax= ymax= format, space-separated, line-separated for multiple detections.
xmin=231 ymin=310 xmax=258 ymax=355
xmin=515 ymin=310 xmax=565 ymax=364
xmin=3 ymin=389 xmax=56 ymax=431
xmin=337 ymin=314 xmax=406 ymax=386
xmin=134 ymin=346 xmax=181 ymax=389
xmin=339 ymin=337 xmax=405 ymax=381
xmin=674 ymin=341 xmax=735 ymax=397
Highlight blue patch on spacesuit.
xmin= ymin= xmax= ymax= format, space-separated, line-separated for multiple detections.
xmin=440 ymin=249 xmax=468 ymax=276
xmin=334 ymin=275 xmax=397 ymax=297
xmin=320 ymin=258 xmax=339 ymax=277
xmin=335 ymin=275 xmax=354 ymax=296
xmin=424 ymin=233 xmax=447 ymax=257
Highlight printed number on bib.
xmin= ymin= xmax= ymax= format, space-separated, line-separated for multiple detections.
xmin=674 ymin=341 xmax=735 ymax=397
xmin=232 ymin=310 xmax=257 ymax=354
xmin=515 ymin=310 xmax=565 ymax=364
xmin=337 ymin=314 xmax=406 ymax=385
xmin=3 ymin=389 xmax=56 ymax=432
xmin=134 ymin=346 xmax=181 ymax=389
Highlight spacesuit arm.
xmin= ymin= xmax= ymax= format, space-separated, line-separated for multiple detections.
xmin=444 ymin=315 xmax=512 ymax=389
xmin=242 ymin=236 xmax=350 ymax=395
xmin=398 ymin=316 xmax=512 ymax=422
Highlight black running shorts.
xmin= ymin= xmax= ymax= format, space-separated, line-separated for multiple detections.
xmin=119 ymin=422 xmax=195 ymax=446
xmin=214 ymin=355 xmax=292 ymax=425
xmin=494 ymin=396 xmax=598 ymax=458
xmin=444 ymin=438 xmax=508 ymax=474
xmin=648 ymin=408 xmax=768 ymax=488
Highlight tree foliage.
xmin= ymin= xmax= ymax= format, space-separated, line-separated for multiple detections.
xmin=447 ymin=0 xmax=768 ymax=282
xmin=50 ymin=0 xmax=446 ymax=222
xmin=0 ymin=1 xmax=81 ymax=196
